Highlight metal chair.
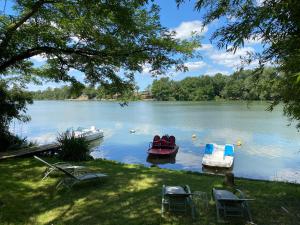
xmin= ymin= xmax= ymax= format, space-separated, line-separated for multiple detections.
xmin=34 ymin=155 xmax=86 ymax=180
xmin=161 ymin=185 xmax=195 ymax=219
xmin=212 ymin=188 xmax=253 ymax=222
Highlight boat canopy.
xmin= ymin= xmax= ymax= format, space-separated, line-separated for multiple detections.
xmin=204 ymin=144 xmax=214 ymax=154
xmin=224 ymin=145 xmax=234 ymax=156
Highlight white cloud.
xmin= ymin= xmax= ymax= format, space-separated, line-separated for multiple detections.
xmin=245 ymin=34 xmax=263 ymax=45
xmin=184 ymin=61 xmax=207 ymax=71
xmin=205 ymin=69 xmax=230 ymax=76
xmin=31 ymin=54 xmax=47 ymax=63
xmin=70 ymin=36 xmax=80 ymax=43
xmin=50 ymin=21 xmax=59 ymax=29
xmin=256 ymin=0 xmax=266 ymax=6
xmin=141 ymin=63 xmax=152 ymax=74
xmin=196 ymin=44 xmax=213 ymax=51
xmin=173 ymin=20 xmax=208 ymax=40
xmin=209 ymin=47 xmax=257 ymax=68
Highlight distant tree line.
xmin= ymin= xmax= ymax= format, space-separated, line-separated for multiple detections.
xmin=31 ymin=68 xmax=280 ymax=101
xmin=150 ymin=68 xmax=280 ymax=101
xmin=30 ymin=85 xmax=140 ymax=101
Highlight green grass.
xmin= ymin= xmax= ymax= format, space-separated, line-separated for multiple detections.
xmin=0 ymin=157 xmax=300 ymax=225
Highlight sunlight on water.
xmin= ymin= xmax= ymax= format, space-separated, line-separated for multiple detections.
xmin=18 ymin=100 xmax=300 ymax=183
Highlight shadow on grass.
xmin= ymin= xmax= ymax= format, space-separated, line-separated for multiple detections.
xmin=0 ymin=158 xmax=300 ymax=225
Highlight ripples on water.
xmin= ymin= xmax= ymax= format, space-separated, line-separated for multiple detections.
xmin=17 ymin=101 xmax=300 ymax=183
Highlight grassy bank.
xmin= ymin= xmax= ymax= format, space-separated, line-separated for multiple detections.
xmin=0 ymin=158 xmax=299 ymax=225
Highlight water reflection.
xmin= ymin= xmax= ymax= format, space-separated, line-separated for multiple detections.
xmin=146 ymin=155 xmax=176 ymax=165
xmin=21 ymin=101 xmax=300 ymax=183
xmin=202 ymin=165 xmax=233 ymax=175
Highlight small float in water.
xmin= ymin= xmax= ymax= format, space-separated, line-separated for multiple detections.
xmin=147 ymin=135 xmax=179 ymax=157
xmin=129 ymin=129 xmax=136 ymax=134
xmin=71 ymin=126 xmax=104 ymax=142
xmin=202 ymin=143 xmax=234 ymax=168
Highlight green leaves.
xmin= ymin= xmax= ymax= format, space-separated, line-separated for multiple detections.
xmin=177 ymin=0 xmax=300 ymax=129
xmin=0 ymin=0 xmax=199 ymax=93
xmin=151 ymin=68 xmax=280 ymax=101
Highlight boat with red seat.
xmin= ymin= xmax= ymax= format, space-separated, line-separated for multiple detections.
xmin=147 ymin=135 xmax=179 ymax=157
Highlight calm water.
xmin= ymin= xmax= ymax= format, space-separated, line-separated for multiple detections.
xmin=15 ymin=100 xmax=300 ymax=183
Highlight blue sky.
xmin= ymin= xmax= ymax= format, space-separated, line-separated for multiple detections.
xmin=1 ymin=0 xmax=263 ymax=91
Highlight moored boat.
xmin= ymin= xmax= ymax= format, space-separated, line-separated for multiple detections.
xmin=72 ymin=126 xmax=104 ymax=141
xmin=147 ymin=135 xmax=179 ymax=157
xmin=202 ymin=143 xmax=234 ymax=168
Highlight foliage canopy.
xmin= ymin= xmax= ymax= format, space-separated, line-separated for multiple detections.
xmin=177 ymin=0 xmax=300 ymax=128
xmin=0 ymin=81 xmax=33 ymax=150
xmin=150 ymin=68 xmax=279 ymax=101
xmin=0 ymin=0 xmax=198 ymax=90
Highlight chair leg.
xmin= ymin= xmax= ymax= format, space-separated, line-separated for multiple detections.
xmin=191 ymin=201 xmax=195 ymax=220
xmin=42 ymin=167 xmax=55 ymax=180
xmin=243 ymin=201 xmax=253 ymax=222
xmin=216 ymin=203 xmax=222 ymax=223
xmin=161 ymin=200 xmax=165 ymax=216
xmin=56 ymin=179 xmax=64 ymax=189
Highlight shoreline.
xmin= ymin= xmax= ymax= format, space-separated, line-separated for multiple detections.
xmin=1 ymin=143 xmax=298 ymax=184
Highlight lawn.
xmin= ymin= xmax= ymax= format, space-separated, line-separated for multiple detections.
xmin=0 ymin=157 xmax=299 ymax=225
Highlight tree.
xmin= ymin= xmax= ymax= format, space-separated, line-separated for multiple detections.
xmin=0 ymin=81 xmax=32 ymax=150
xmin=151 ymin=78 xmax=174 ymax=101
xmin=0 ymin=0 xmax=199 ymax=149
xmin=177 ymin=0 xmax=300 ymax=128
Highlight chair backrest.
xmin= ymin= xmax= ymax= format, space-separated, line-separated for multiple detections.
xmin=169 ymin=136 xmax=176 ymax=147
xmin=34 ymin=155 xmax=56 ymax=169
xmin=152 ymin=135 xmax=161 ymax=148
xmin=224 ymin=145 xmax=234 ymax=156
xmin=161 ymin=135 xmax=169 ymax=148
xmin=53 ymin=164 xmax=78 ymax=180
xmin=153 ymin=135 xmax=160 ymax=142
xmin=204 ymin=143 xmax=214 ymax=154
xmin=34 ymin=155 xmax=78 ymax=180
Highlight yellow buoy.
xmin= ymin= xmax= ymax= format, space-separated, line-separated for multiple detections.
xmin=237 ymin=140 xmax=242 ymax=146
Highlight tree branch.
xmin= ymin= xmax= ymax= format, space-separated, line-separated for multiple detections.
xmin=0 ymin=0 xmax=57 ymax=50
xmin=0 ymin=46 xmax=153 ymax=73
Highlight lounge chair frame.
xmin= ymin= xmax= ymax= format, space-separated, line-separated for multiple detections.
xmin=53 ymin=163 xmax=108 ymax=189
xmin=34 ymin=155 xmax=86 ymax=180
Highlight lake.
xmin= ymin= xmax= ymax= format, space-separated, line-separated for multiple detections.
xmin=15 ymin=100 xmax=300 ymax=183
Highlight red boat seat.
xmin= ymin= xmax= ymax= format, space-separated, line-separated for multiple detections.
xmin=169 ymin=135 xmax=176 ymax=148
xmin=161 ymin=135 xmax=170 ymax=149
xmin=152 ymin=135 xmax=161 ymax=149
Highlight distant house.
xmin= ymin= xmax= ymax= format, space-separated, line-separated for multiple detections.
xmin=112 ymin=93 xmax=121 ymax=99
xmin=139 ymin=90 xmax=152 ymax=100
xmin=76 ymin=94 xmax=89 ymax=100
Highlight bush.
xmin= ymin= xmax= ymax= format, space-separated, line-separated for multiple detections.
xmin=0 ymin=130 xmax=34 ymax=151
xmin=57 ymin=131 xmax=92 ymax=161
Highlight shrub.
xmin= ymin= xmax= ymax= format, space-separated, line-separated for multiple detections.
xmin=0 ymin=130 xmax=34 ymax=152
xmin=57 ymin=131 xmax=91 ymax=161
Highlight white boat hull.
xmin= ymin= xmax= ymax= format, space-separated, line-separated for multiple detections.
xmin=83 ymin=132 xmax=104 ymax=141
xmin=73 ymin=126 xmax=104 ymax=142
xmin=202 ymin=143 xmax=234 ymax=168
xmin=202 ymin=156 xmax=234 ymax=168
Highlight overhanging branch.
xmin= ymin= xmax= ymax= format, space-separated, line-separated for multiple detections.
xmin=0 ymin=46 xmax=153 ymax=73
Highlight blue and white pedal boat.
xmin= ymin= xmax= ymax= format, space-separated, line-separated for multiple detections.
xmin=202 ymin=143 xmax=234 ymax=168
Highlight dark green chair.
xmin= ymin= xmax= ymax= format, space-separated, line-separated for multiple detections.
xmin=161 ymin=185 xmax=195 ymax=219
xmin=212 ymin=188 xmax=253 ymax=223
